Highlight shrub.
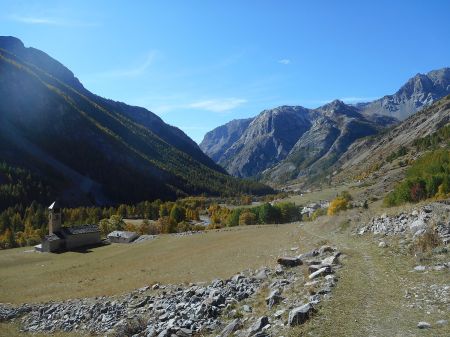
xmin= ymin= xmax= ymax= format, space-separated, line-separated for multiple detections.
xmin=386 ymin=146 xmax=408 ymax=162
xmin=169 ymin=205 xmax=186 ymax=224
xmin=327 ymin=197 xmax=348 ymax=216
xmin=384 ymin=149 xmax=450 ymax=206
xmin=239 ymin=211 xmax=257 ymax=226
xmin=340 ymin=191 xmax=353 ymax=202
xmin=277 ymin=202 xmax=301 ymax=222
xmin=412 ymin=228 xmax=442 ymax=254
xmin=227 ymin=208 xmax=243 ymax=227
xmin=256 ymin=203 xmax=281 ymax=224
xmin=311 ymin=208 xmax=327 ymax=220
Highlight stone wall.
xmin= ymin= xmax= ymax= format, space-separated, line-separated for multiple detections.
xmin=65 ymin=232 xmax=101 ymax=250
xmin=42 ymin=238 xmax=63 ymax=252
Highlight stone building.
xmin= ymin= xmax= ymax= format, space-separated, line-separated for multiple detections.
xmin=107 ymin=230 xmax=139 ymax=243
xmin=35 ymin=201 xmax=101 ymax=252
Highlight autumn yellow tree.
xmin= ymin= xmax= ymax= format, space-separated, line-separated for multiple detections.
xmin=239 ymin=211 xmax=257 ymax=226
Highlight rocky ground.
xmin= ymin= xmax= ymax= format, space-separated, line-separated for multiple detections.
xmin=357 ymin=201 xmax=450 ymax=244
xmin=0 ymin=246 xmax=343 ymax=337
xmin=2 ymin=201 xmax=449 ymax=336
xmin=356 ymin=201 xmax=450 ymax=331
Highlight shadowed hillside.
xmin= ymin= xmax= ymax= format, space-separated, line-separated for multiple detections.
xmin=0 ymin=36 xmax=272 ymax=206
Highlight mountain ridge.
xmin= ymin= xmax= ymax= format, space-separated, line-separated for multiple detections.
xmin=0 ymin=36 xmax=271 ymax=207
xmin=201 ymin=67 xmax=450 ymax=182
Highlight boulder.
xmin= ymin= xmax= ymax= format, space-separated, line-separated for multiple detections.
xmin=297 ymin=249 xmax=319 ymax=260
xmin=288 ymin=303 xmax=315 ymax=326
xmin=273 ymin=309 xmax=285 ymax=319
xmin=409 ymin=219 xmax=426 ymax=234
xmin=309 ymin=266 xmax=333 ymax=279
xmin=321 ymin=253 xmax=340 ymax=266
xmin=176 ymin=328 xmax=193 ymax=337
xmin=265 ymin=289 xmax=283 ymax=308
xmin=318 ymin=245 xmax=334 ymax=255
xmin=219 ymin=319 xmax=242 ymax=337
xmin=247 ymin=316 xmax=269 ymax=336
xmin=417 ymin=321 xmax=431 ymax=329
xmin=254 ymin=269 xmax=269 ymax=280
xmin=242 ymin=305 xmax=252 ymax=313
xmin=277 ymin=257 xmax=302 ymax=267
xmin=308 ymin=265 xmax=322 ymax=273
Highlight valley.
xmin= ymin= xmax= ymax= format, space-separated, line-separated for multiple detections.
xmin=1 ymin=3 xmax=450 ymax=335
xmin=1 ymin=191 xmax=449 ymax=336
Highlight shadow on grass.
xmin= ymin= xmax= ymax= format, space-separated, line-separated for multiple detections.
xmin=54 ymin=241 xmax=110 ymax=254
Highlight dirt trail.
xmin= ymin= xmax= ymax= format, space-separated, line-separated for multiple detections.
xmin=297 ymin=223 xmax=449 ymax=337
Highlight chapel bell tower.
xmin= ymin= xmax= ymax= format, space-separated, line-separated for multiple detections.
xmin=48 ymin=201 xmax=61 ymax=234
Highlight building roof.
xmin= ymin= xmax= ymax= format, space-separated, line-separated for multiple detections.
xmin=60 ymin=224 xmax=100 ymax=236
xmin=44 ymin=232 xmax=64 ymax=241
xmin=107 ymin=230 xmax=139 ymax=239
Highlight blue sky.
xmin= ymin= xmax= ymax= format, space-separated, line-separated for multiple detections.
xmin=1 ymin=0 xmax=450 ymax=143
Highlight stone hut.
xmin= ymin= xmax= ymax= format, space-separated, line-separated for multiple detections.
xmin=107 ymin=231 xmax=139 ymax=243
xmin=35 ymin=201 xmax=101 ymax=252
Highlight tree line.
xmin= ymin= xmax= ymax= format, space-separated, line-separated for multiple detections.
xmin=384 ymin=149 xmax=450 ymax=206
xmin=0 ymin=193 xmax=291 ymax=249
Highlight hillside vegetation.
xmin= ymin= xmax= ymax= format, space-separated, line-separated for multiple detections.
xmin=384 ymin=149 xmax=450 ymax=206
xmin=0 ymin=37 xmax=271 ymax=208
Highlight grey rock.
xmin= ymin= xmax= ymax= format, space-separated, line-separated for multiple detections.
xmin=219 ymin=319 xmax=242 ymax=337
xmin=308 ymin=294 xmax=321 ymax=304
xmin=297 ymin=249 xmax=319 ymax=260
xmin=265 ymin=289 xmax=283 ymax=309
xmin=242 ymin=305 xmax=252 ymax=313
xmin=176 ymin=328 xmax=193 ymax=337
xmin=277 ymin=257 xmax=302 ymax=267
xmin=321 ymin=253 xmax=339 ymax=266
xmin=158 ymin=329 xmax=172 ymax=337
xmin=273 ymin=309 xmax=285 ymax=319
xmin=318 ymin=245 xmax=335 ymax=255
xmin=247 ymin=316 xmax=269 ymax=336
xmin=254 ymin=269 xmax=269 ymax=280
xmin=288 ymin=303 xmax=315 ymax=326
xmin=308 ymin=265 xmax=322 ymax=273
xmin=309 ymin=266 xmax=333 ymax=279
xmin=417 ymin=321 xmax=431 ymax=329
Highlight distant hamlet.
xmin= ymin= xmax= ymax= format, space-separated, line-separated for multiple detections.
xmin=35 ymin=201 xmax=101 ymax=253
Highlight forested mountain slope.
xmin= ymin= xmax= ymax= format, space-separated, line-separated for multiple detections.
xmin=0 ymin=36 xmax=271 ymax=206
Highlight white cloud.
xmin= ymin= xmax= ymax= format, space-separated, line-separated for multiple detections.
xmin=188 ymin=98 xmax=247 ymax=112
xmin=96 ymin=52 xmax=158 ymax=78
xmin=278 ymin=59 xmax=291 ymax=65
xmin=10 ymin=15 xmax=98 ymax=27
xmin=147 ymin=97 xmax=247 ymax=114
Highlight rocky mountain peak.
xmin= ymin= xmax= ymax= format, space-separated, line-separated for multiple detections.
xmin=316 ymin=99 xmax=362 ymax=119
xmin=0 ymin=35 xmax=84 ymax=92
xmin=0 ymin=36 xmax=25 ymax=51
xmin=358 ymin=67 xmax=450 ymax=120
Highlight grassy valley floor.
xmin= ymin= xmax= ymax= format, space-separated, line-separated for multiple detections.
xmin=0 ymin=193 xmax=448 ymax=336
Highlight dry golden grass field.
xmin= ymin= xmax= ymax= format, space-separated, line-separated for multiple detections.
xmin=0 ymin=223 xmax=311 ymax=304
xmin=1 ymin=188 xmax=449 ymax=337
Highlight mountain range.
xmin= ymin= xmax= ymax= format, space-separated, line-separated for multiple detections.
xmin=200 ymin=67 xmax=450 ymax=183
xmin=0 ymin=36 xmax=271 ymax=207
